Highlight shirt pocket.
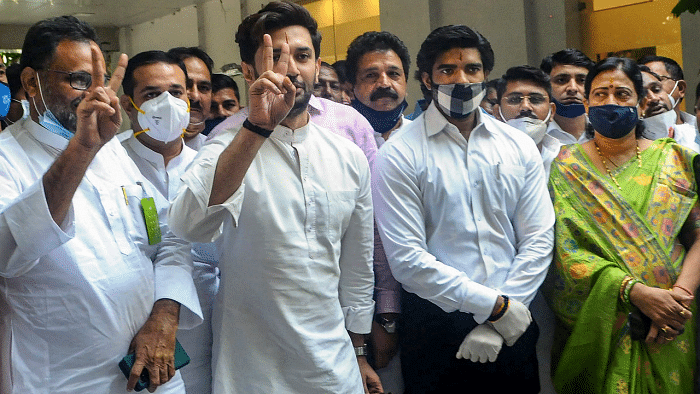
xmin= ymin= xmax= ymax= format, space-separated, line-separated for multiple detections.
xmin=321 ymin=190 xmax=358 ymax=243
xmin=487 ymin=164 xmax=526 ymax=217
xmin=111 ymin=184 xmax=150 ymax=256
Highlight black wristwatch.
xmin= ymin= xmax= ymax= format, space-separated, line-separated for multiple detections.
xmin=375 ymin=314 xmax=397 ymax=334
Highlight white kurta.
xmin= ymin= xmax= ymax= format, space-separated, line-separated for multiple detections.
xmin=122 ymin=132 xmax=217 ymax=394
xmin=0 ymin=118 xmax=202 ymax=394
xmin=169 ymin=121 xmax=375 ymax=394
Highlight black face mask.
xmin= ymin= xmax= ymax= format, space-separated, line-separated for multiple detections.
xmin=351 ymin=99 xmax=408 ymax=134
xmin=588 ymin=105 xmax=638 ymax=139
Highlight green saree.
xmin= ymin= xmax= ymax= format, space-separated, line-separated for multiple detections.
xmin=546 ymin=138 xmax=699 ymax=393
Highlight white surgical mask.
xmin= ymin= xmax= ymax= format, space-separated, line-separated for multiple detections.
xmin=642 ymin=109 xmax=677 ymax=140
xmin=501 ymin=107 xmax=551 ymax=145
xmin=131 ymin=91 xmax=190 ymax=143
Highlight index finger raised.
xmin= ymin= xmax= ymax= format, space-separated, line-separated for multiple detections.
xmin=273 ymin=32 xmax=290 ymax=76
xmin=262 ymin=34 xmax=274 ymax=73
xmin=108 ymin=53 xmax=128 ymax=92
xmin=89 ymin=43 xmax=106 ymax=90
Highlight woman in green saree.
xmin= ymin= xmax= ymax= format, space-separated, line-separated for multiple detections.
xmin=547 ymin=57 xmax=700 ymax=393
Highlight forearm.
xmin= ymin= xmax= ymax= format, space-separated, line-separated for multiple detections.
xmin=43 ymin=140 xmax=98 ymax=225
xmin=676 ymin=227 xmax=700 ymax=294
xmin=208 ymin=127 xmax=266 ymax=206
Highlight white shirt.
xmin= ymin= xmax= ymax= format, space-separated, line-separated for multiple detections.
xmin=672 ymin=122 xmax=700 ymax=153
xmin=680 ymin=110 xmax=698 ymax=128
xmin=540 ymin=133 xmax=562 ymax=179
xmin=185 ymin=133 xmax=206 ymax=151
xmin=547 ymin=118 xmax=589 ymax=145
xmin=373 ymin=103 xmax=555 ymax=323
xmin=121 ymin=132 xmax=216 ymax=394
xmin=0 ymin=119 xmax=202 ymax=394
xmin=168 ymin=121 xmax=375 ymax=393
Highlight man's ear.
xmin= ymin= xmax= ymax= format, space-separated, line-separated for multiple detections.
xmin=677 ymin=79 xmax=687 ymax=99
xmin=242 ymin=62 xmax=256 ymax=85
xmin=315 ymin=57 xmax=321 ymax=84
xmin=120 ymin=94 xmax=135 ymax=117
xmin=421 ymin=72 xmax=432 ymax=91
xmin=549 ymin=101 xmax=556 ymax=119
xmin=583 ymin=98 xmax=589 ymax=114
xmin=21 ymin=67 xmax=38 ymax=99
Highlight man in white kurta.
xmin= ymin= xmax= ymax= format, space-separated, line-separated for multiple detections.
xmin=0 ymin=17 xmax=201 ymax=394
xmin=168 ymin=3 xmax=377 ymax=393
xmin=118 ymin=49 xmax=216 ymax=394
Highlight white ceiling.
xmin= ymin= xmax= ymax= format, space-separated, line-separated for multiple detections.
xmin=0 ymin=0 xmax=200 ymax=27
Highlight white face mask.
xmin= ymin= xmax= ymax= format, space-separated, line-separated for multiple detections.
xmin=642 ymin=109 xmax=677 ymax=140
xmin=501 ymin=107 xmax=551 ymax=145
xmin=131 ymin=91 xmax=189 ymax=143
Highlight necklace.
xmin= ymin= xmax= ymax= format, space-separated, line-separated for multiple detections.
xmin=594 ymin=140 xmax=642 ymax=190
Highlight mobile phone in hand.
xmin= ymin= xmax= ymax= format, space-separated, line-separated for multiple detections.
xmin=118 ymin=339 xmax=190 ymax=392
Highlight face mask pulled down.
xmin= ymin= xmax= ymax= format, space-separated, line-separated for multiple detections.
xmin=32 ymin=73 xmax=74 ymax=140
xmin=432 ymin=82 xmax=485 ymax=119
xmin=131 ymin=91 xmax=190 ymax=143
xmin=502 ymin=107 xmax=551 ymax=145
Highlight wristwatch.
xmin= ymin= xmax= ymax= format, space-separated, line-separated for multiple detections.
xmin=375 ymin=314 xmax=397 ymax=334
xmin=354 ymin=344 xmax=368 ymax=357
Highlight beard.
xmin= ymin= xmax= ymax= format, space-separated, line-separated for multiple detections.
xmin=42 ymin=82 xmax=81 ymax=132
xmin=285 ymin=75 xmax=313 ymax=119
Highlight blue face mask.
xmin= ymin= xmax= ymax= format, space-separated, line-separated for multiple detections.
xmin=553 ymin=98 xmax=586 ymax=118
xmin=351 ymin=99 xmax=408 ymax=134
xmin=588 ymin=104 xmax=638 ymax=139
xmin=32 ymin=73 xmax=74 ymax=140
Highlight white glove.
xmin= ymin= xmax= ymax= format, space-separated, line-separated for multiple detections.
xmin=489 ymin=298 xmax=532 ymax=346
xmin=456 ymin=324 xmax=503 ymax=363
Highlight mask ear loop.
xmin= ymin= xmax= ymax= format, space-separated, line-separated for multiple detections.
xmin=31 ymin=72 xmax=49 ymax=120
xmin=129 ymin=96 xmax=151 ymax=137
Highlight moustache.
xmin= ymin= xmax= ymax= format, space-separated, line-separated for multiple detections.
xmin=370 ymin=87 xmax=399 ymax=101
xmin=190 ymin=101 xmax=202 ymax=111
xmin=289 ymin=76 xmax=306 ymax=91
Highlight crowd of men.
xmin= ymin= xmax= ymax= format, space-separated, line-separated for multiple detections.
xmin=0 ymin=1 xmax=699 ymax=394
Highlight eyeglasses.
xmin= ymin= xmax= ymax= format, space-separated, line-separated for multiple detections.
xmin=45 ymin=69 xmax=109 ymax=90
xmin=504 ymin=94 xmax=548 ymax=106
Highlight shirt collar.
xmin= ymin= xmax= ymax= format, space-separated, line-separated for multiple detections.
xmin=124 ymin=131 xmax=191 ymax=170
xmin=308 ymin=94 xmax=325 ymax=117
xmin=270 ymin=121 xmax=311 ymax=143
xmin=26 ymin=118 xmax=69 ymax=151
xmin=424 ymin=100 xmax=486 ymax=140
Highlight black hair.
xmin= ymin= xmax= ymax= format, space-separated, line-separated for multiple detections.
xmin=6 ymin=64 xmax=23 ymax=99
xmin=415 ymin=25 xmax=494 ymax=100
xmin=167 ymin=47 xmax=214 ymax=75
xmin=485 ymin=79 xmax=499 ymax=91
xmin=211 ymin=73 xmax=240 ymax=101
xmin=696 ymin=80 xmax=700 ymax=101
xmin=540 ymin=48 xmax=595 ymax=74
xmin=122 ymin=50 xmax=188 ymax=98
xmin=345 ymin=31 xmax=410 ymax=85
xmin=638 ymin=55 xmax=684 ymax=81
xmin=235 ymin=1 xmax=321 ymax=65
xmin=584 ymin=57 xmax=645 ymax=139
xmin=332 ymin=60 xmax=349 ymax=84
xmin=20 ymin=15 xmax=99 ymax=72
xmin=496 ymin=65 xmax=552 ymax=102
